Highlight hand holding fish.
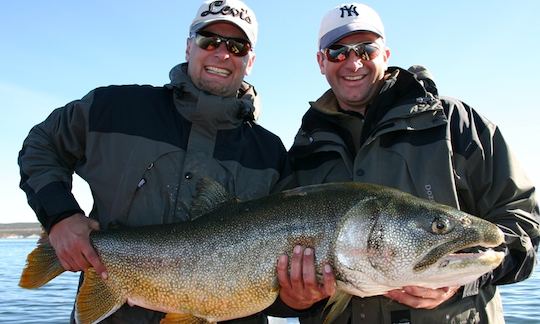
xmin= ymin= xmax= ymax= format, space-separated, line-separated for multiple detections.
xmin=277 ymin=245 xmax=336 ymax=310
xmin=385 ymin=285 xmax=461 ymax=309
xmin=49 ymin=213 xmax=108 ymax=279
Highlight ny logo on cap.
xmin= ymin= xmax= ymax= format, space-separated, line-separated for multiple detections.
xmin=201 ymin=0 xmax=253 ymax=24
xmin=340 ymin=5 xmax=359 ymax=18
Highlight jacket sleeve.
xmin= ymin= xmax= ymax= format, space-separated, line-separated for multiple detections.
xmin=449 ymin=99 xmax=540 ymax=287
xmin=18 ymin=90 xmax=96 ymax=232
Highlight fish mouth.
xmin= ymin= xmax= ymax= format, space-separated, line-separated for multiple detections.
xmin=414 ymin=246 xmax=504 ymax=273
xmin=436 ymin=249 xmax=505 ymax=269
xmin=414 ymin=226 xmax=505 ymax=273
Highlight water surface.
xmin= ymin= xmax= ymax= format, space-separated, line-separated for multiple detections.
xmin=2 ymin=239 xmax=538 ymax=323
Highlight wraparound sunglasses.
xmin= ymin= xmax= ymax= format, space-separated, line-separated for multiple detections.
xmin=193 ymin=30 xmax=251 ymax=57
xmin=322 ymin=41 xmax=381 ymax=63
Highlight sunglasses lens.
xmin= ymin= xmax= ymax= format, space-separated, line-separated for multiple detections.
xmin=326 ymin=45 xmax=349 ymax=62
xmin=195 ymin=34 xmax=220 ymax=51
xmin=195 ymin=32 xmax=250 ymax=57
xmin=226 ymin=39 xmax=250 ymax=56
xmin=325 ymin=43 xmax=381 ymax=62
xmin=362 ymin=44 xmax=380 ymax=60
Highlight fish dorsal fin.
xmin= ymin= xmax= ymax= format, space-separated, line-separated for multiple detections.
xmin=190 ymin=177 xmax=238 ymax=219
xmin=323 ymin=290 xmax=352 ymax=324
xmin=76 ymin=268 xmax=125 ymax=324
xmin=160 ymin=313 xmax=214 ymax=324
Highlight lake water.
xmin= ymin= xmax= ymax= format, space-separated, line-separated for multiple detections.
xmin=1 ymin=239 xmax=539 ymax=323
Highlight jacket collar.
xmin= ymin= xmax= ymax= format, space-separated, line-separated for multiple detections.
xmin=166 ymin=63 xmax=261 ymax=128
xmin=311 ymin=67 xmax=434 ymax=116
xmin=299 ymin=66 xmax=445 ymax=148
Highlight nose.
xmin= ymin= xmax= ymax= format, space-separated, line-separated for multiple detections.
xmin=214 ymin=42 xmax=230 ymax=60
xmin=352 ymin=59 xmax=363 ymax=71
xmin=344 ymin=51 xmax=363 ymax=71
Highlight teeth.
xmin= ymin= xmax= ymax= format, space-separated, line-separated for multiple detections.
xmin=345 ymin=75 xmax=364 ymax=81
xmin=206 ymin=66 xmax=230 ymax=76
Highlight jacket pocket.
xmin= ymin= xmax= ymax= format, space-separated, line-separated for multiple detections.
xmin=123 ymin=151 xmax=188 ymax=226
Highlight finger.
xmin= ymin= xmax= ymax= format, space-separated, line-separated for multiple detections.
xmin=53 ymin=243 xmax=78 ymax=271
xmin=289 ymin=245 xmax=304 ymax=289
xmin=386 ymin=289 xmax=428 ymax=309
xmin=388 ymin=288 xmax=448 ymax=309
xmin=403 ymin=286 xmax=433 ymax=299
xmin=276 ymin=254 xmax=291 ymax=288
xmin=409 ymin=286 xmax=450 ymax=301
xmin=56 ymin=252 xmax=76 ymax=272
xmin=302 ymin=248 xmax=326 ymax=299
xmin=437 ymin=286 xmax=459 ymax=302
xmin=83 ymin=246 xmax=108 ymax=279
xmin=322 ymin=264 xmax=336 ymax=296
xmin=88 ymin=218 xmax=101 ymax=231
xmin=301 ymin=248 xmax=318 ymax=288
xmin=441 ymin=286 xmax=460 ymax=298
xmin=72 ymin=248 xmax=92 ymax=271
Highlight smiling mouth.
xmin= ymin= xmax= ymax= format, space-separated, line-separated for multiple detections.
xmin=206 ymin=66 xmax=231 ymax=77
xmin=344 ymin=75 xmax=365 ymax=81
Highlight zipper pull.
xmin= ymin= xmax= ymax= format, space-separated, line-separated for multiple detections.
xmin=137 ymin=178 xmax=146 ymax=189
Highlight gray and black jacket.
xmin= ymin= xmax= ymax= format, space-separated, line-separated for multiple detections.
xmin=288 ymin=66 xmax=539 ymax=324
xmin=18 ymin=63 xmax=292 ymax=324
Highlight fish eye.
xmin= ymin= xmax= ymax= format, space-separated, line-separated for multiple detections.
xmin=431 ymin=217 xmax=451 ymax=234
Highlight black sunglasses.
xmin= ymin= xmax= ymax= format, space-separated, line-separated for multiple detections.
xmin=323 ymin=42 xmax=381 ymax=63
xmin=193 ymin=31 xmax=251 ymax=57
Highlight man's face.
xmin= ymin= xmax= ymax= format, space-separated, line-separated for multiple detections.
xmin=317 ymin=32 xmax=390 ymax=113
xmin=186 ymin=22 xmax=255 ymax=97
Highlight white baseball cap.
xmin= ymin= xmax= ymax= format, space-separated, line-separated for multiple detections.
xmin=319 ymin=3 xmax=385 ymax=49
xmin=190 ymin=0 xmax=258 ymax=47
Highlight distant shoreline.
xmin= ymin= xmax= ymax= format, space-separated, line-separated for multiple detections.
xmin=0 ymin=223 xmax=41 ymax=239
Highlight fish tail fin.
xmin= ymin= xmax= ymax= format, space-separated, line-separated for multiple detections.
xmin=323 ymin=290 xmax=352 ymax=324
xmin=19 ymin=232 xmax=65 ymax=288
xmin=76 ymin=268 xmax=125 ymax=324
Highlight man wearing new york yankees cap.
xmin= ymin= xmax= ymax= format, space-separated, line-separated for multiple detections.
xmin=18 ymin=0 xmax=295 ymax=323
xmin=283 ymin=2 xmax=539 ymax=323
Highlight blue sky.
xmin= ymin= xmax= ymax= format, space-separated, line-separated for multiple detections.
xmin=1 ymin=1 xmax=539 ymax=223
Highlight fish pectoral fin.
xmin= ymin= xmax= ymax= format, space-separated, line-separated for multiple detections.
xmin=190 ymin=177 xmax=237 ymax=218
xmin=160 ymin=313 xmax=213 ymax=324
xmin=76 ymin=268 xmax=125 ymax=324
xmin=323 ymin=290 xmax=352 ymax=324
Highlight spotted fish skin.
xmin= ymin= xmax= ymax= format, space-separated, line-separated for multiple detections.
xmin=19 ymin=181 xmax=505 ymax=324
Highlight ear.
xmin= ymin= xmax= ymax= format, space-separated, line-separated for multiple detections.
xmin=382 ymin=46 xmax=391 ymax=70
xmin=384 ymin=46 xmax=391 ymax=62
xmin=243 ymin=52 xmax=256 ymax=76
xmin=316 ymin=51 xmax=326 ymax=75
xmin=185 ymin=38 xmax=192 ymax=61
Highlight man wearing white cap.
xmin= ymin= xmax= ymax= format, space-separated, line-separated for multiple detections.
xmin=18 ymin=0 xmax=293 ymax=323
xmin=285 ymin=2 xmax=539 ymax=323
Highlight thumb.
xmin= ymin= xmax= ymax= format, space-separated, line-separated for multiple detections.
xmin=88 ymin=218 xmax=101 ymax=231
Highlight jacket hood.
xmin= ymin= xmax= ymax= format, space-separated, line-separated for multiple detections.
xmin=167 ymin=63 xmax=261 ymax=121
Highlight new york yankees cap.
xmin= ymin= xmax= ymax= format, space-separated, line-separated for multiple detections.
xmin=319 ymin=3 xmax=385 ymax=49
xmin=190 ymin=0 xmax=258 ymax=46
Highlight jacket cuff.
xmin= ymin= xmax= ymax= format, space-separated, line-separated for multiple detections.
xmin=28 ymin=181 xmax=84 ymax=232
xmin=264 ymin=296 xmax=327 ymax=318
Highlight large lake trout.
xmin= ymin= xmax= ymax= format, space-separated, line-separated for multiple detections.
xmin=20 ymin=181 xmax=504 ymax=323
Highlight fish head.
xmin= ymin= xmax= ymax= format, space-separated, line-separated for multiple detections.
xmin=334 ymin=184 xmax=505 ymax=296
